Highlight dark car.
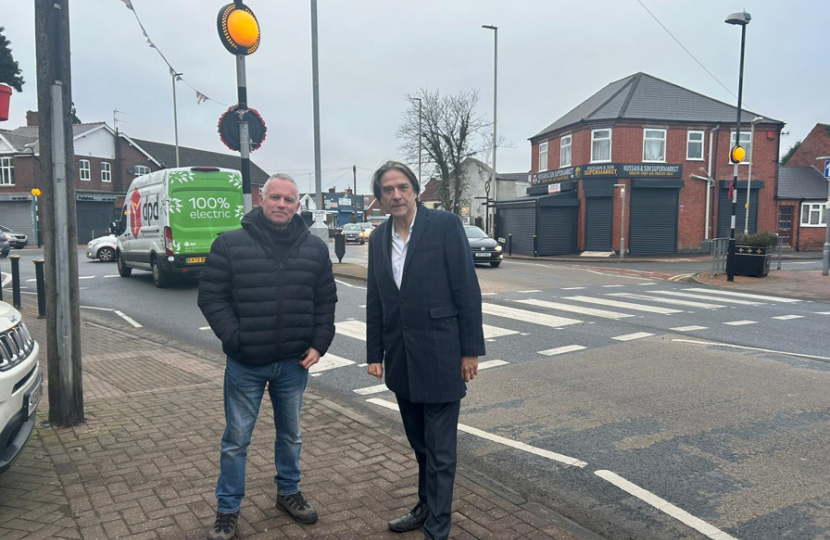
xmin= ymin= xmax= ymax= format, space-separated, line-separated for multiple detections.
xmin=341 ymin=223 xmax=366 ymax=244
xmin=464 ymin=225 xmax=503 ymax=267
xmin=0 ymin=226 xmax=27 ymax=249
xmin=0 ymin=235 xmax=9 ymax=257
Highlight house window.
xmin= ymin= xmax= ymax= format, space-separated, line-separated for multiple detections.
xmin=687 ymin=130 xmax=704 ymax=160
xmin=801 ymin=202 xmax=829 ymax=227
xmin=101 ymin=162 xmax=112 ymax=183
xmin=560 ymin=135 xmax=572 ymax=167
xmin=643 ymin=129 xmax=666 ymax=162
xmin=0 ymin=157 xmax=14 ymax=186
xmin=591 ymin=129 xmax=611 ymax=163
xmin=538 ymin=142 xmax=548 ymax=172
xmin=79 ymin=159 xmax=91 ymax=181
xmin=730 ymin=132 xmax=752 ymax=164
xmin=134 ymin=165 xmax=151 ymax=177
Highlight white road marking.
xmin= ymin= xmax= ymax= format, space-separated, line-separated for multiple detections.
xmin=358 ymin=363 xmax=368 ymax=367
xmin=354 ymin=384 xmax=388 ymax=396
xmin=538 ymin=345 xmax=587 ymax=356
xmin=114 ymin=310 xmax=142 ymax=328
xmin=683 ymin=288 xmax=801 ymax=304
xmin=517 ymin=289 xmax=542 ymax=293
xmin=483 ymin=324 xmax=519 ymax=339
xmin=481 ymin=292 xmax=498 ymax=296
xmin=199 ymin=326 xmax=211 ymax=331
xmin=25 ymin=278 xmax=36 ymax=283
xmin=670 ymin=326 xmax=708 ymax=332
xmin=602 ymin=284 xmax=625 ymax=288
xmin=595 ymin=470 xmax=738 ymax=540
xmin=613 ymin=332 xmax=654 ymax=341
xmin=608 ymin=292 xmax=724 ymax=310
xmin=358 ymin=305 xmax=366 ymax=308
xmin=724 ymin=320 xmax=756 ymax=326
xmin=649 ymin=290 xmax=763 ymax=306
xmin=336 ymin=320 xmax=366 ymax=341
xmin=561 ymin=286 xmax=586 ymax=290
xmin=482 ymin=303 xmax=582 ymax=328
xmin=637 ymin=282 xmax=657 ymax=286
xmin=517 ymin=298 xmax=633 ymax=320
xmin=772 ymin=315 xmax=804 ymax=320
xmin=80 ymin=306 xmax=116 ymax=312
xmin=103 ymin=274 xmax=120 ymax=278
xmin=365 ymin=398 xmax=587 ymax=467
xmin=79 ymin=276 xmax=96 ymax=280
xmin=335 ymin=279 xmax=367 ymax=290
xmin=565 ymin=296 xmax=681 ymax=315
xmin=311 ymin=373 xmax=322 ymax=377
xmin=478 ymin=359 xmax=509 ymax=370
xmin=674 ymin=339 xmax=830 ymax=363
xmin=309 ymin=354 xmax=354 ymax=373
xmin=818 ymin=311 xmax=830 ymax=315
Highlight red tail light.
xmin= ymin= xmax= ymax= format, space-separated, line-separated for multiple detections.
xmin=164 ymin=226 xmax=174 ymax=255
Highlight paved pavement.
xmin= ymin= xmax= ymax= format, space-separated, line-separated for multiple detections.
xmin=0 ymin=300 xmax=600 ymax=540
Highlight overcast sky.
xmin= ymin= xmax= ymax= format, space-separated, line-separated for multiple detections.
xmin=4 ymin=0 xmax=829 ymax=194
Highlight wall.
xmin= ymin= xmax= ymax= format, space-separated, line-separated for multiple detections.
xmin=74 ymin=127 xmax=115 ymax=159
xmin=786 ymin=124 xmax=830 ymax=168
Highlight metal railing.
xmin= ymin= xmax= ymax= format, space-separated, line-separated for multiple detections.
xmin=705 ymin=237 xmax=730 ymax=278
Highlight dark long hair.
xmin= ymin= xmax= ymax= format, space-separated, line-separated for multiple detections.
xmin=371 ymin=161 xmax=420 ymax=201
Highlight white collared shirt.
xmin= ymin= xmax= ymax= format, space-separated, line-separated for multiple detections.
xmin=390 ymin=208 xmax=417 ymax=289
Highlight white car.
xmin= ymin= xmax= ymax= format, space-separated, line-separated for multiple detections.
xmin=86 ymin=234 xmax=118 ymax=262
xmin=0 ymin=301 xmax=42 ymax=474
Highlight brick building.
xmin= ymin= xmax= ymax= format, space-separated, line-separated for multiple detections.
xmin=496 ymin=72 xmax=784 ymax=256
xmin=0 ymin=111 xmax=268 ymax=243
xmin=776 ymin=123 xmax=830 ymax=250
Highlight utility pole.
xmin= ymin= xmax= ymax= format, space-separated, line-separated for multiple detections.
xmin=352 ymin=165 xmax=358 ymax=223
xmin=35 ymin=0 xmax=84 ymax=426
xmin=171 ymin=70 xmax=182 ymax=167
xmin=309 ymin=0 xmax=327 ymax=242
xmin=482 ymin=25 xmax=498 ymax=236
xmin=413 ymin=97 xmax=422 ymax=185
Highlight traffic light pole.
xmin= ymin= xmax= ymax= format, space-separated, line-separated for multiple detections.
xmin=236 ymin=54 xmax=252 ymax=213
xmin=727 ymin=22 xmax=747 ymax=282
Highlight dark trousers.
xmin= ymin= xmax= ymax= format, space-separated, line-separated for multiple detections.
xmin=397 ymin=396 xmax=461 ymax=540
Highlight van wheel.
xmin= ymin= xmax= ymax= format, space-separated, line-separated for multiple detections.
xmin=98 ymin=247 xmax=115 ymax=262
xmin=152 ymin=259 xmax=170 ymax=288
xmin=117 ymin=253 xmax=132 ymax=277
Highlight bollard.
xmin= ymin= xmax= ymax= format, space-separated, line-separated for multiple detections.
xmin=533 ymin=235 xmax=538 ymax=258
xmin=508 ymin=234 xmax=513 ymax=256
xmin=334 ymin=232 xmax=346 ymax=263
xmin=34 ymin=259 xmax=46 ymax=319
xmin=0 ymin=259 xmax=3 ymax=302
xmin=10 ymin=255 xmax=21 ymax=309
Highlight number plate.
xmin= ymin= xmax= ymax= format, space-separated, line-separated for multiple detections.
xmin=187 ymin=257 xmax=206 ymax=264
xmin=475 ymin=252 xmax=491 ymax=258
xmin=25 ymin=375 xmax=43 ymax=419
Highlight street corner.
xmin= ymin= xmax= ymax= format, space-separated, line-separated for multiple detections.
xmin=691 ymin=269 xmax=830 ymax=302
xmin=332 ymin=263 xmax=368 ymax=282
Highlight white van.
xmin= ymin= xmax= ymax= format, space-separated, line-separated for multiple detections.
xmin=115 ymin=167 xmax=244 ymax=288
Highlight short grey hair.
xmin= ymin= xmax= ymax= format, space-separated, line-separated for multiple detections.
xmin=262 ymin=173 xmax=299 ymax=196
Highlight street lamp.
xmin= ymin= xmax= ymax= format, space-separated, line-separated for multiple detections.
xmin=482 ymin=24 xmax=497 ymax=235
xmin=614 ymin=183 xmax=626 ymax=258
xmin=413 ymin=97 xmax=422 ymax=186
xmin=170 ymin=71 xmax=182 ymax=167
xmin=744 ymin=116 xmax=764 ymax=235
xmin=725 ymin=9 xmax=751 ymax=282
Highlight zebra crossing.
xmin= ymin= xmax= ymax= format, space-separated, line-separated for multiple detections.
xmin=318 ymin=286 xmax=824 ymax=396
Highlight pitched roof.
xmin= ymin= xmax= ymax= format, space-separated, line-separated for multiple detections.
xmin=420 ymin=178 xmax=439 ymax=201
xmin=1 ymin=123 xmax=108 ymax=153
xmin=777 ymin=166 xmax=829 ymax=199
xmin=532 ymin=72 xmax=783 ymax=140
xmin=131 ymin=138 xmax=270 ymax=185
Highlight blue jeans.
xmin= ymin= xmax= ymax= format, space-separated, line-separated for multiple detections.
xmin=216 ymin=356 xmax=309 ymax=513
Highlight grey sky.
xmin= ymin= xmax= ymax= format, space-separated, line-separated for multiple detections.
xmin=4 ymin=0 xmax=828 ymax=195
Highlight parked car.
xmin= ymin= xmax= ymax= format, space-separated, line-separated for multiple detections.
xmin=341 ymin=223 xmax=366 ymax=244
xmin=358 ymin=222 xmax=375 ymax=241
xmin=464 ymin=225 xmax=503 ymax=267
xmin=0 ymin=235 xmax=9 ymax=258
xmin=0 ymin=226 xmax=28 ymax=249
xmin=0 ymin=300 xmax=42 ymax=474
xmin=86 ymin=234 xmax=118 ymax=262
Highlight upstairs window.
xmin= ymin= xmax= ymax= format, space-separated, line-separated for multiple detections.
xmin=538 ymin=142 xmax=548 ymax=172
xmin=687 ymin=131 xmax=704 ymax=160
xmin=0 ymin=157 xmax=14 ymax=186
xmin=134 ymin=165 xmax=151 ymax=177
xmin=560 ymin=135 xmax=572 ymax=167
xmin=101 ymin=162 xmax=112 ymax=183
xmin=730 ymin=132 xmax=752 ymax=164
xmin=643 ymin=129 xmax=666 ymax=162
xmin=591 ymin=129 xmax=611 ymax=163
xmin=79 ymin=159 xmax=91 ymax=181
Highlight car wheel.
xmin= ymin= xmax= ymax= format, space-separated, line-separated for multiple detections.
xmin=117 ymin=253 xmax=132 ymax=277
xmin=490 ymin=261 xmax=501 ymax=268
xmin=360 ymin=239 xmax=365 ymax=245
xmin=0 ymin=251 xmax=7 ymax=258
xmin=98 ymin=247 xmax=116 ymax=262
xmin=152 ymin=258 xmax=170 ymax=288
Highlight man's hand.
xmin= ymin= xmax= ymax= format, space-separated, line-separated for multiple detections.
xmin=368 ymin=363 xmax=383 ymax=381
xmin=461 ymin=356 xmax=478 ymax=382
xmin=300 ymin=347 xmax=321 ymax=370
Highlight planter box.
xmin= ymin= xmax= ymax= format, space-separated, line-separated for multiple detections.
xmin=734 ymin=245 xmax=771 ymax=277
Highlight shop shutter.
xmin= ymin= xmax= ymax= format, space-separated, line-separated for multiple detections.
xmin=496 ymin=205 xmax=536 ymax=256
xmin=629 ymin=188 xmax=679 ymax=255
xmin=76 ymin=201 xmax=118 ymax=244
xmin=537 ymin=206 xmax=578 ymax=255
xmin=585 ymin=197 xmax=613 ymax=251
xmin=718 ymin=187 xmax=759 ymax=238
xmin=0 ymin=201 xmax=35 ymax=240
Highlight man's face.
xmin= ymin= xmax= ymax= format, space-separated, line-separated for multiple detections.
xmin=379 ymin=169 xmax=417 ymax=221
xmin=259 ymin=179 xmax=300 ymax=229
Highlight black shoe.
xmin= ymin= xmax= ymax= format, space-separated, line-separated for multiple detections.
xmin=277 ymin=491 xmax=319 ymax=524
xmin=207 ymin=511 xmax=239 ymax=540
xmin=389 ymin=501 xmax=429 ymax=533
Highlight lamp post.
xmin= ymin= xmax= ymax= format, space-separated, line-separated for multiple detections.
xmin=744 ymin=116 xmax=763 ymax=235
xmin=725 ymin=10 xmax=751 ymax=282
xmin=614 ymin=183 xmax=626 ymax=258
xmin=413 ymin=97 xmax=422 ymax=185
xmin=482 ymin=24 xmax=497 ymax=236
xmin=171 ymin=71 xmax=182 ymax=167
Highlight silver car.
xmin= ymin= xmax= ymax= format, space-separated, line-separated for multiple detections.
xmin=341 ymin=223 xmax=366 ymax=244
xmin=0 ymin=226 xmax=27 ymax=249
xmin=86 ymin=234 xmax=118 ymax=262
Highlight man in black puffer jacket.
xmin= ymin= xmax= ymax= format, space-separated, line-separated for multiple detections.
xmin=198 ymin=173 xmax=337 ymax=540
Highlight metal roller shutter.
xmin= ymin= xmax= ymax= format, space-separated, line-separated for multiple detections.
xmin=629 ymin=188 xmax=679 ymax=255
xmin=585 ymin=197 xmax=613 ymax=251
xmin=76 ymin=201 xmax=117 ymax=244
xmin=538 ymin=206 xmax=578 ymax=255
xmin=496 ymin=205 xmax=536 ymax=256
xmin=718 ymin=188 xmax=758 ymax=238
xmin=0 ymin=201 xmax=35 ymax=241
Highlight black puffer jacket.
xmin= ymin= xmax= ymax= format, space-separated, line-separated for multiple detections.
xmin=198 ymin=208 xmax=337 ymax=366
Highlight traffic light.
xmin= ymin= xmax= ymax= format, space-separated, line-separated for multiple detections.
xmin=730 ymin=145 xmax=746 ymax=164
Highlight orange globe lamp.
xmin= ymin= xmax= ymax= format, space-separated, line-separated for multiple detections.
xmin=217 ymin=3 xmax=260 ymax=55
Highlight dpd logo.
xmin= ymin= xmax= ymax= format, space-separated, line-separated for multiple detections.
xmin=129 ymin=189 xmax=142 ymax=238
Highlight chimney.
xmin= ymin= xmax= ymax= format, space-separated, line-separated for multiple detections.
xmin=328 ymin=187 xmax=336 ymax=193
xmin=26 ymin=110 xmax=38 ymax=127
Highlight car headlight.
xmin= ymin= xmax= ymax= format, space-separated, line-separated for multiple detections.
xmin=359 ymin=232 xmax=365 ymax=238
xmin=494 ymin=245 xmax=503 ymax=252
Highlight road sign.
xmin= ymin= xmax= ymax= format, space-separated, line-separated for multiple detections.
xmin=824 ymin=159 xmax=830 ymax=179
xmin=313 ymin=210 xmax=326 ymax=223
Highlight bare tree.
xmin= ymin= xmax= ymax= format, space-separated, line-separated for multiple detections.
xmin=397 ymin=89 xmax=491 ymax=214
